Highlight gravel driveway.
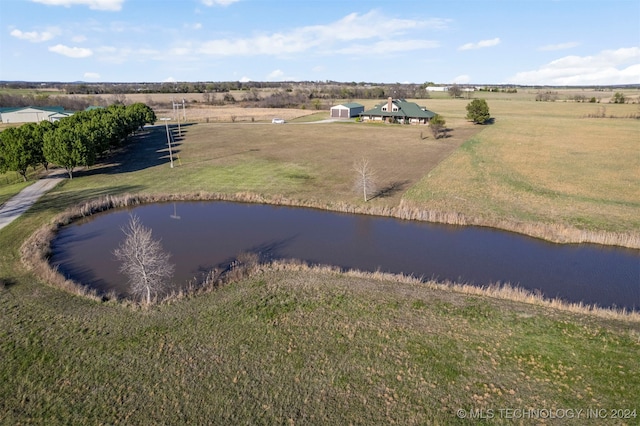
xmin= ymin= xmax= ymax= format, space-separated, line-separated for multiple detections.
xmin=0 ymin=170 xmax=65 ymax=231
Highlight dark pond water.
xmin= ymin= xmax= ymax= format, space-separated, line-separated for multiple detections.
xmin=50 ymin=202 xmax=640 ymax=310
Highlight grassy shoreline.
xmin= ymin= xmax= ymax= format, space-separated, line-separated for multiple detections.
xmin=18 ymin=192 xmax=640 ymax=321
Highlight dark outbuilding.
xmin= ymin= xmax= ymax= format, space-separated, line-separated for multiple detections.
xmin=330 ymin=102 xmax=365 ymax=119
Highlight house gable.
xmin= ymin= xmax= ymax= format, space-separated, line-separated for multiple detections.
xmin=360 ymin=98 xmax=436 ymax=124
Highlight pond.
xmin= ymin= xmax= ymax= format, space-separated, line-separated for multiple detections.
xmin=50 ymin=201 xmax=640 ymax=310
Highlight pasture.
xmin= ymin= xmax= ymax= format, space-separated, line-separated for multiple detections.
xmin=404 ymin=99 xmax=640 ymax=239
xmin=0 ymin=90 xmax=639 ymax=424
xmin=21 ymin=108 xmax=472 ymax=213
xmin=35 ymin=94 xmax=638 ymax=246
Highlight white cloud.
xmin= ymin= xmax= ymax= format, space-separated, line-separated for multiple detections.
xmin=266 ymin=69 xmax=284 ymax=80
xmin=49 ymin=44 xmax=93 ymax=58
xmin=10 ymin=28 xmax=57 ymax=42
xmin=201 ymin=0 xmax=240 ymax=6
xmin=30 ymin=0 xmax=124 ymax=11
xmin=83 ymin=72 xmax=100 ymax=80
xmin=72 ymin=35 xmax=87 ymax=42
xmin=452 ymin=74 xmax=471 ymax=84
xmin=93 ymin=45 xmax=161 ymax=64
xmin=169 ymin=47 xmax=192 ymax=56
xmin=198 ymin=10 xmax=448 ymax=56
xmin=538 ymin=41 xmax=579 ymax=51
xmin=239 ymin=76 xmax=251 ymax=82
xmin=507 ymin=47 xmax=640 ymax=85
xmin=336 ymin=39 xmax=439 ymax=56
xmin=458 ymin=37 xmax=500 ymax=51
xmin=308 ymin=12 xmax=448 ymax=42
xmin=163 ymin=76 xmax=176 ymax=83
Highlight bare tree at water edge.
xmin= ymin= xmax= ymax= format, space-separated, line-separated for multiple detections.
xmin=354 ymin=158 xmax=376 ymax=202
xmin=114 ymin=215 xmax=174 ymax=305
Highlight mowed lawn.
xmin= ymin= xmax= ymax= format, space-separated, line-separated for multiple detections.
xmin=54 ymin=119 xmax=477 ymax=208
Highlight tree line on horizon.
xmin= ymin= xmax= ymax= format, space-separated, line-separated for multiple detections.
xmin=0 ymin=103 xmax=156 ymax=180
xmin=2 ymin=80 xmax=436 ymax=96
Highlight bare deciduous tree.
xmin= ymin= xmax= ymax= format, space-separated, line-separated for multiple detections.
xmin=448 ymin=83 xmax=462 ymax=99
xmin=353 ymin=158 xmax=377 ymax=202
xmin=114 ymin=215 xmax=174 ymax=305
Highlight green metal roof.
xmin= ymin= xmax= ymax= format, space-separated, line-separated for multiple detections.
xmin=0 ymin=106 xmax=69 ymax=114
xmin=361 ymin=99 xmax=436 ymax=119
xmin=340 ymin=102 xmax=364 ymax=109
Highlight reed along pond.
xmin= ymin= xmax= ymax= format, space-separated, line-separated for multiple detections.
xmin=50 ymin=202 xmax=640 ymax=310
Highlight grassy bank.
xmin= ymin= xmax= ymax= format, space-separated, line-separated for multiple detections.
xmin=0 ymin=180 xmax=31 ymax=207
xmin=1 ymin=265 xmax=639 ymax=424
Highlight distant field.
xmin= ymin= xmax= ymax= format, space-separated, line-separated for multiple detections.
xmin=153 ymin=104 xmax=317 ymax=123
xmin=403 ymin=100 xmax=640 ymax=235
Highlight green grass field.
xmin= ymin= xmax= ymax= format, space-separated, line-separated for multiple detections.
xmin=1 ymin=94 xmax=639 ymax=423
xmin=1 ymin=267 xmax=639 ymax=424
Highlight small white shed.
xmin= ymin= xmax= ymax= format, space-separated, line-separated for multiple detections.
xmin=330 ymin=102 xmax=364 ymax=119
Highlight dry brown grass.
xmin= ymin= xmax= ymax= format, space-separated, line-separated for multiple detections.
xmin=140 ymin=119 xmax=477 ymax=206
xmin=154 ymin=105 xmax=317 ymax=123
xmin=404 ymin=99 xmax=640 ymax=242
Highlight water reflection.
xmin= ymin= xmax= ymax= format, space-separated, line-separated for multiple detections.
xmin=50 ymin=201 xmax=640 ymax=310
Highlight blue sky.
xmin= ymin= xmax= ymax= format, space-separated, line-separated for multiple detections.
xmin=1 ymin=0 xmax=638 ymax=85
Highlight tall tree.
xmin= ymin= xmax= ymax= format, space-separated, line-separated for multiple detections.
xmin=125 ymin=103 xmax=157 ymax=133
xmin=0 ymin=125 xmax=40 ymax=181
xmin=105 ymin=104 xmax=129 ymax=147
xmin=353 ymin=158 xmax=377 ymax=202
xmin=42 ymin=120 xmax=92 ymax=179
xmin=466 ymin=99 xmax=491 ymax=124
xmin=33 ymin=121 xmax=56 ymax=170
xmin=612 ymin=92 xmax=626 ymax=104
xmin=429 ymin=114 xmax=447 ymax=139
xmin=114 ymin=215 xmax=174 ymax=305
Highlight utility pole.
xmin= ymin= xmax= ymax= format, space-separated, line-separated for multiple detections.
xmin=160 ymin=118 xmax=174 ymax=168
xmin=172 ymin=99 xmax=183 ymax=137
